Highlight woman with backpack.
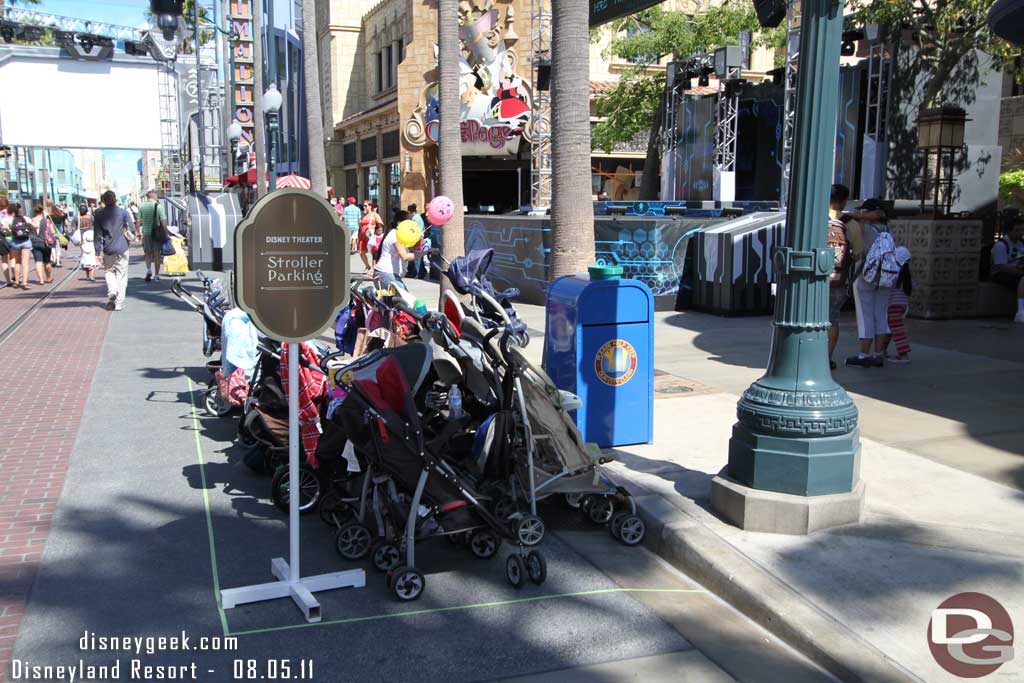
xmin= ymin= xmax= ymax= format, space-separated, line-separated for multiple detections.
xmin=847 ymin=200 xmax=898 ymax=368
xmin=7 ymin=204 xmax=34 ymax=290
xmin=28 ymin=205 xmax=55 ymax=285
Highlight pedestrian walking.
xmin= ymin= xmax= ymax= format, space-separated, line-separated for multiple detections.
xmin=827 ymin=184 xmax=853 ymax=370
xmin=92 ymin=190 xmax=135 ymax=311
xmin=6 ymin=204 xmax=33 ymax=290
xmin=373 ymin=218 xmax=433 ymax=290
xmin=342 ymin=197 xmax=361 ymax=252
xmin=0 ymin=197 xmax=14 ymax=289
xmin=28 ymin=205 xmax=55 ymax=285
xmin=44 ymin=199 xmax=65 ymax=267
xmin=138 ymin=190 xmax=168 ymax=282
xmin=882 ymin=247 xmax=913 ymax=363
xmin=358 ymin=200 xmax=383 ymax=273
xmin=78 ymin=205 xmax=98 ymax=281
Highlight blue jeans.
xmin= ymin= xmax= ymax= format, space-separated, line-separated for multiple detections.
xmin=373 ymin=270 xmax=405 ymax=291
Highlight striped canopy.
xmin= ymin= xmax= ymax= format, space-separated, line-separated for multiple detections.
xmin=275 ymin=173 xmax=311 ymax=189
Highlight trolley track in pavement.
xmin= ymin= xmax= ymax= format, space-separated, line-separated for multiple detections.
xmin=0 ymin=261 xmax=81 ymax=347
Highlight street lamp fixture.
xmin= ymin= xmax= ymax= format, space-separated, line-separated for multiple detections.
xmin=226 ymin=120 xmax=243 ymax=176
xmin=263 ymin=84 xmax=283 ymax=191
xmin=916 ymin=106 xmax=967 ymax=216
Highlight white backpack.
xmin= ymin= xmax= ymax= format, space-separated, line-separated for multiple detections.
xmin=861 ymin=228 xmax=900 ymax=288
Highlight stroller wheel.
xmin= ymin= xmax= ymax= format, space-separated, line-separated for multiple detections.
xmin=617 ymin=515 xmax=646 ymax=546
xmin=392 ymin=567 xmax=425 ymax=601
xmin=586 ymin=496 xmax=615 ymax=525
xmin=517 ymin=515 xmax=545 ymax=547
xmin=493 ymin=496 xmax=518 ymax=521
xmin=318 ymin=492 xmax=353 ymax=527
xmin=609 ymin=512 xmax=630 ymax=540
xmin=204 ymin=387 xmax=232 ymax=417
xmin=238 ymin=427 xmax=258 ymax=449
xmin=372 ymin=542 xmax=402 ymax=572
xmin=506 ymin=554 xmax=526 ymax=589
xmin=385 ymin=566 xmax=401 ymax=592
xmin=564 ymin=493 xmax=583 ymax=509
xmin=335 ymin=523 xmax=373 ymax=560
xmin=468 ymin=529 xmax=499 ymax=559
xmin=271 ymin=466 xmax=321 ymax=514
xmin=525 ymin=551 xmax=547 ymax=585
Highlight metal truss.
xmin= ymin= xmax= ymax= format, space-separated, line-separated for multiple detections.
xmin=714 ymin=65 xmax=742 ymax=174
xmin=529 ymin=0 xmax=552 ymax=210
xmin=0 ymin=6 xmax=143 ymax=42
xmin=780 ymin=0 xmax=801 ymax=210
xmin=864 ymin=40 xmax=891 ymax=143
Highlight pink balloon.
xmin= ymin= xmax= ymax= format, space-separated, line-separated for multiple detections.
xmin=427 ymin=196 xmax=455 ymax=226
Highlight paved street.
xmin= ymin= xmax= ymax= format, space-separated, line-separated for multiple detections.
xmin=4 ymin=252 xmax=834 ymax=682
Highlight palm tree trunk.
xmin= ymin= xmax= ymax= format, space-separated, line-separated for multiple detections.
xmin=301 ymin=0 xmax=328 ymax=197
xmin=253 ymin=2 xmax=268 ymax=198
xmin=549 ymin=0 xmax=594 ymax=278
xmin=438 ymin=0 xmax=465 ymax=278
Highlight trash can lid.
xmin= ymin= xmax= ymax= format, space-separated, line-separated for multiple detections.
xmin=588 ymin=264 xmax=623 ymax=280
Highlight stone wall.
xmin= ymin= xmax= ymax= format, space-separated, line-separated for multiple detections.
xmin=999 ymin=96 xmax=1024 ymax=171
xmin=888 ymin=218 xmax=983 ymax=319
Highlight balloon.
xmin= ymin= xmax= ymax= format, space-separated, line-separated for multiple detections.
xmin=427 ymin=195 xmax=455 ymax=226
xmin=396 ymin=219 xmax=422 ymax=248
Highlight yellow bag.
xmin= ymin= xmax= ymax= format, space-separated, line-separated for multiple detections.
xmin=163 ymin=236 xmax=189 ymax=276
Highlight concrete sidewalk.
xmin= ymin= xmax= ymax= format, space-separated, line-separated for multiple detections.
xmin=398 ymin=270 xmax=1024 ymax=682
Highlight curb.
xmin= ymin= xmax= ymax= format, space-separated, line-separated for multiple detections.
xmin=628 ymin=491 xmax=923 ymax=683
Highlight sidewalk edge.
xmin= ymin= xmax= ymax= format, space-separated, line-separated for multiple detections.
xmin=629 ymin=492 xmax=923 ymax=683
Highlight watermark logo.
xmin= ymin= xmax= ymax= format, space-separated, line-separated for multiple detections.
xmin=928 ymin=592 xmax=1014 ymax=678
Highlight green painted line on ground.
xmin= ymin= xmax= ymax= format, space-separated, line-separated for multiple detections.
xmin=227 ymin=587 xmax=707 ymax=638
xmin=187 ymin=377 xmax=232 ymax=638
xmin=185 ymin=381 xmax=707 ymax=640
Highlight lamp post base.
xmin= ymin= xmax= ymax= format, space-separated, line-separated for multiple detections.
xmin=711 ymin=469 xmax=865 ymax=535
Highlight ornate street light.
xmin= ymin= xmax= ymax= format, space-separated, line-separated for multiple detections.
xmin=262 ymin=83 xmax=283 ymax=192
xmin=226 ymin=120 xmax=243 ymax=176
xmin=916 ymin=106 xmax=967 ymax=216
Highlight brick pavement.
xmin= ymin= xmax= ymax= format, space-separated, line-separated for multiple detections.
xmin=0 ymin=250 xmax=112 ymax=681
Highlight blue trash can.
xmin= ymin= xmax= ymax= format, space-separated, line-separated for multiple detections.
xmin=544 ymin=266 xmax=654 ymax=448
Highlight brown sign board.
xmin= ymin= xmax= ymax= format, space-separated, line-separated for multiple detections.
xmin=234 ymin=189 xmax=350 ymax=342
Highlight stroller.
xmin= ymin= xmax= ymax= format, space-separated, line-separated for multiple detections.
xmin=326 ymin=343 xmax=548 ymax=600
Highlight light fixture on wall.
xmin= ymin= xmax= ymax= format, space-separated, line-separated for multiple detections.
xmin=404 ymin=152 xmax=411 ymax=174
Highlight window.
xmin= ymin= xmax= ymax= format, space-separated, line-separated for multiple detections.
xmin=57 ymin=169 xmax=66 ymax=184
xmin=386 ymin=45 xmax=394 ymax=89
xmin=361 ymin=137 xmax=377 ymax=162
xmin=343 ymin=142 xmax=357 ymax=166
xmin=382 ymin=130 xmax=400 ymax=159
xmin=376 ymin=51 xmax=384 ymax=93
xmin=364 ymin=166 xmax=380 ymax=204
xmin=387 ymin=162 xmax=401 ymax=214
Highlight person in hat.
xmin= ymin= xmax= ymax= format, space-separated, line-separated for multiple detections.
xmin=881 ymin=246 xmax=914 ymax=363
xmin=342 ymin=196 xmax=362 ymax=253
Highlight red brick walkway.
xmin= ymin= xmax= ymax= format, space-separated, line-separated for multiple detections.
xmin=0 ymin=251 xmax=112 ymax=681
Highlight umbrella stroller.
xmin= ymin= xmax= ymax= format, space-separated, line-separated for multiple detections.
xmin=327 ymin=343 xmax=548 ymax=600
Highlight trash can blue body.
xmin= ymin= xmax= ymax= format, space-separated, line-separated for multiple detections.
xmin=544 ymin=275 xmax=654 ymax=448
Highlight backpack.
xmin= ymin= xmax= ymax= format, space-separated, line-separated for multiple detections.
xmin=10 ymin=216 xmax=30 ymax=241
xmin=861 ymin=228 xmax=900 ymax=288
xmin=41 ymin=216 xmax=56 ymax=248
xmin=826 ymin=218 xmax=851 ymax=288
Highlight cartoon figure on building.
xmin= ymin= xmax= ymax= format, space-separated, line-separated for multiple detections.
xmin=490 ymin=73 xmax=530 ymax=130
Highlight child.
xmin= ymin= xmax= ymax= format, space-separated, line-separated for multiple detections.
xmin=78 ymin=205 xmax=98 ymax=281
xmin=367 ymin=223 xmax=384 ymax=259
xmin=883 ymin=246 xmax=913 ymax=363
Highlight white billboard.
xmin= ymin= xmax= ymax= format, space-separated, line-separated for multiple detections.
xmin=0 ymin=52 xmax=162 ymax=150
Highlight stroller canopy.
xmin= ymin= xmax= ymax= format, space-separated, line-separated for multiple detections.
xmin=447 ymin=249 xmax=497 ymax=297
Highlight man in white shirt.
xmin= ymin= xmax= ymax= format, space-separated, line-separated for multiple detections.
xmin=991 ymin=220 xmax=1024 ymax=323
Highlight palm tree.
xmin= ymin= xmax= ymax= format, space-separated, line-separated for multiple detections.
xmin=301 ymin=0 xmax=328 ymax=197
xmin=437 ymin=0 xmax=465 ymax=277
xmin=549 ymin=0 xmax=594 ymax=277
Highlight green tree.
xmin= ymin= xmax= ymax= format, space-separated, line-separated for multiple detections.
xmin=850 ymin=0 xmax=1020 ymax=107
xmin=591 ymin=1 xmax=783 ymax=199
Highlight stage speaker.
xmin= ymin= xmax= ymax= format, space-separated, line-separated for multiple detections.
xmin=536 ymin=59 xmax=551 ymax=91
xmin=753 ymin=0 xmax=786 ymax=28
xmin=714 ymin=46 xmax=744 ymax=79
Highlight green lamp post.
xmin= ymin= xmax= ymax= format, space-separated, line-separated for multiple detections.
xmin=711 ymin=0 xmax=863 ymax=534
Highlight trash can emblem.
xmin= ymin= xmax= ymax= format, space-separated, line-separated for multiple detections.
xmin=595 ymin=339 xmax=638 ymax=386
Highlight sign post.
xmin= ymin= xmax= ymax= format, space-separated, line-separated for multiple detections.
xmin=222 ymin=188 xmax=362 ymax=623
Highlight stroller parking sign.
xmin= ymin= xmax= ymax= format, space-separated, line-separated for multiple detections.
xmin=595 ymin=339 xmax=638 ymax=386
xmin=234 ymin=189 xmax=350 ymax=343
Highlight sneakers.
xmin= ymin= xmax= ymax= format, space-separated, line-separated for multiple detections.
xmin=145 ymin=272 xmax=152 ymax=282
xmin=845 ymin=355 xmax=872 ymax=368
xmin=114 ymin=303 xmax=123 ymax=312
xmin=154 ymin=274 xmax=161 ymax=282
xmin=106 ymin=297 xmax=116 ymax=311
xmin=887 ymin=354 xmax=911 ymax=364
xmin=869 ymin=355 xmax=884 ymax=367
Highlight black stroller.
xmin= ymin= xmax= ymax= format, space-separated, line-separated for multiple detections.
xmin=327 ymin=344 xmax=548 ymax=600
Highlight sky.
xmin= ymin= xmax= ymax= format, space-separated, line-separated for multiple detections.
xmin=38 ymin=0 xmax=151 ymax=30
xmin=104 ymin=150 xmax=144 ymax=191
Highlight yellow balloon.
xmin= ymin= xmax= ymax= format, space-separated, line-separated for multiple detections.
xmin=396 ymin=219 xmax=422 ymax=248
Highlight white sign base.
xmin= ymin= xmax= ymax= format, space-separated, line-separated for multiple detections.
xmin=220 ymin=347 xmax=365 ymax=623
